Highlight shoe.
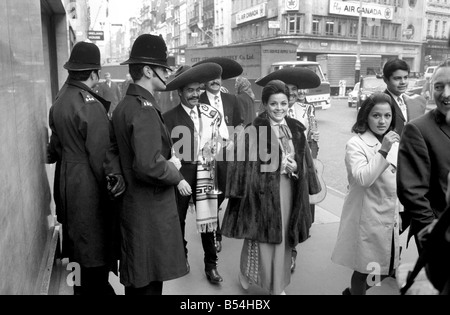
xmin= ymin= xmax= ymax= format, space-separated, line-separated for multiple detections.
xmin=238 ymin=271 xmax=249 ymax=290
xmin=290 ymin=256 xmax=296 ymax=273
xmin=205 ymin=268 xmax=223 ymax=284
xmin=215 ymin=241 xmax=222 ymax=253
xmin=342 ymin=287 xmax=352 ymax=295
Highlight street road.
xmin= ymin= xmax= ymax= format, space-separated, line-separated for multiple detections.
xmin=315 ymin=98 xmax=357 ymax=195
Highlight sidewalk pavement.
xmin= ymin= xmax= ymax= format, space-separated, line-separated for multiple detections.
xmin=54 ymin=187 xmax=421 ymax=295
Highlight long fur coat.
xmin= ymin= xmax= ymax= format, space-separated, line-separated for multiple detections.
xmin=221 ymin=112 xmax=322 ymax=248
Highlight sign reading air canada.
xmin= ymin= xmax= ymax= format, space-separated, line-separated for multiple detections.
xmin=236 ymin=3 xmax=267 ymax=25
xmin=329 ymin=0 xmax=394 ymax=20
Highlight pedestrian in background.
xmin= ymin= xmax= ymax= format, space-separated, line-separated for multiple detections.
xmin=397 ymin=63 xmax=450 ymax=253
xmin=104 ymin=34 xmax=190 ymax=295
xmin=48 ymin=42 xmax=125 ymax=295
xmin=222 ymin=80 xmax=321 ymax=295
xmin=332 ymin=93 xmax=401 ymax=295
xmin=235 ymin=76 xmax=256 ymax=125
xmin=383 ymin=58 xmax=426 ymax=136
xmin=96 ymin=72 xmax=122 ymax=116
xmin=121 ymin=73 xmax=133 ymax=99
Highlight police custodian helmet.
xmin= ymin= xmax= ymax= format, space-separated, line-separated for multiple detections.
xmin=63 ymin=41 xmax=101 ymax=71
xmin=121 ymin=34 xmax=171 ymax=70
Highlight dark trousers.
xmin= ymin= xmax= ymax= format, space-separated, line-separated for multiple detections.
xmin=178 ymin=164 xmax=218 ymax=271
xmin=74 ymin=265 xmax=115 ymax=295
xmin=125 ymin=281 xmax=163 ymax=295
xmin=215 ymin=160 xmax=229 ymax=242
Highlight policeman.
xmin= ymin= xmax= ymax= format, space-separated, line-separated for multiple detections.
xmin=104 ymin=34 xmax=190 ymax=295
xmin=48 ymin=41 xmax=125 ymax=295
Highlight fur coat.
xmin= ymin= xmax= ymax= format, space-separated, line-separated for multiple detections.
xmin=221 ymin=112 xmax=322 ymax=248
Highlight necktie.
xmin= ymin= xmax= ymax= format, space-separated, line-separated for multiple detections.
xmin=214 ymin=95 xmax=220 ymax=108
xmin=397 ymin=96 xmax=408 ymax=121
xmin=190 ymin=109 xmax=200 ymax=158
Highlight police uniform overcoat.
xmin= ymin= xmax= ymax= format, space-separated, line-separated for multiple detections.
xmin=49 ymin=79 xmax=114 ymax=267
xmin=106 ymin=83 xmax=188 ymax=288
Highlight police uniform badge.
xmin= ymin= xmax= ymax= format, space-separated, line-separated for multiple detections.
xmin=81 ymin=91 xmax=97 ymax=104
xmin=138 ymin=96 xmax=153 ymax=108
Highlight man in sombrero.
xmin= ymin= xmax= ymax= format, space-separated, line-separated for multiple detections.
xmin=163 ymin=63 xmax=226 ymax=284
xmin=194 ymin=57 xmax=246 ymax=253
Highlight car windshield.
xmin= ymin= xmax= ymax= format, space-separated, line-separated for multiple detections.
xmin=362 ymin=77 xmax=386 ymax=91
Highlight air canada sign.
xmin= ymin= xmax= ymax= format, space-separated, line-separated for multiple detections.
xmin=329 ymin=0 xmax=393 ymax=20
xmin=236 ymin=3 xmax=267 ymax=25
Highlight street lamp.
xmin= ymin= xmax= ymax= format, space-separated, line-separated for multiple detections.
xmin=355 ymin=0 xmax=363 ymax=85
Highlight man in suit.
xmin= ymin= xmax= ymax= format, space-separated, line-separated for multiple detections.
xmin=397 ymin=63 xmax=450 ymax=253
xmin=194 ymin=57 xmax=245 ymax=252
xmin=104 ymin=34 xmax=190 ymax=295
xmin=96 ymin=72 xmax=122 ymax=116
xmin=163 ymin=63 xmax=225 ymax=284
xmin=383 ymin=58 xmax=427 ymax=136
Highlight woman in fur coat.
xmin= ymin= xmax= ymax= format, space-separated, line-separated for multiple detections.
xmin=221 ymin=80 xmax=321 ymax=295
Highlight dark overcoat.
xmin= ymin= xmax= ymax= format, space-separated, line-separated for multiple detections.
xmin=221 ymin=112 xmax=322 ymax=248
xmin=397 ymin=109 xmax=450 ymax=240
xmin=105 ymin=83 xmax=188 ymax=288
xmin=49 ymin=79 xmax=115 ymax=267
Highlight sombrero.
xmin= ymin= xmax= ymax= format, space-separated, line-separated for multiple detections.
xmin=165 ymin=63 xmax=223 ymax=91
xmin=255 ymin=67 xmax=321 ymax=89
xmin=193 ymin=57 xmax=243 ymax=80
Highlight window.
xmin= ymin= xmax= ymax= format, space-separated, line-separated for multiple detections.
xmin=337 ymin=20 xmax=344 ymax=36
xmin=312 ymin=19 xmax=320 ymax=35
xmin=349 ymin=21 xmax=357 ymax=38
xmin=443 ymin=21 xmax=448 ymax=38
xmin=428 ymin=19 xmax=433 ymax=37
xmin=326 ymin=21 xmax=334 ymax=35
xmin=286 ymin=14 xmax=303 ymax=34
xmin=371 ymin=25 xmax=380 ymax=38
xmin=435 ymin=20 xmax=440 ymax=38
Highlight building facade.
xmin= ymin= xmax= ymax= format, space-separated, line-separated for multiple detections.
xmin=424 ymin=0 xmax=450 ymax=68
xmin=1 ymin=0 xmax=83 ymax=294
xmin=230 ymin=0 xmax=426 ymax=73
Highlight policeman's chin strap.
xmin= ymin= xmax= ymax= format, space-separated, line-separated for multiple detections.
xmin=151 ymin=66 xmax=167 ymax=87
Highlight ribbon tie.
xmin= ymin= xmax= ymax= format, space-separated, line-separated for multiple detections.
xmin=277 ymin=124 xmax=292 ymax=154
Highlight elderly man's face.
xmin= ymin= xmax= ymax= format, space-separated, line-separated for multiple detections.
xmin=105 ymin=74 xmax=111 ymax=82
xmin=180 ymin=82 xmax=202 ymax=109
xmin=433 ymin=66 xmax=450 ymax=117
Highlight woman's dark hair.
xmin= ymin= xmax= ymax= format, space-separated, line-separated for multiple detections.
xmin=351 ymin=92 xmax=396 ymax=134
xmin=129 ymin=64 xmax=147 ymax=82
xmin=68 ymin=70 xmax=99 ymax=81
xmin=261 ymin=80 xmax=290 ymax=105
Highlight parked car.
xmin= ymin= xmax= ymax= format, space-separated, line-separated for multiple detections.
xmin=424 ymin=66 xmax=437 ymax=80
xmin=405 ymin=78 xmax=427 ymax=96
xmin=355 ymin=75 xmax=387 ymax=111
xmin=348 ymin=82 xmax=360 ymax=107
